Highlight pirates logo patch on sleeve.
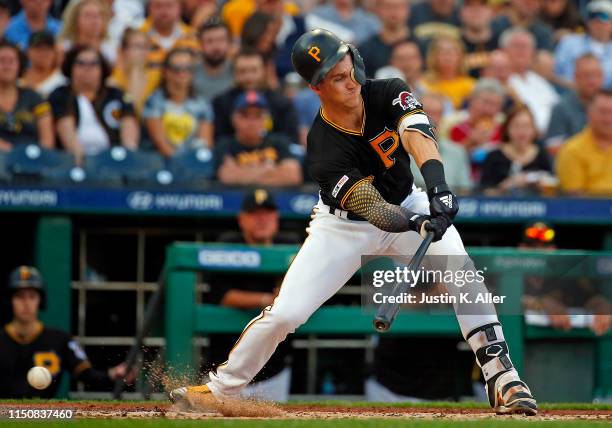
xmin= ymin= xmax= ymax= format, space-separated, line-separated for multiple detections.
xmin=392 ymin=91 xmax=420 ymax=111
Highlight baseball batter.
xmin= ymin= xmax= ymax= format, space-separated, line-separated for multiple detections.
xmin=171 ymin=29 xmax=537 ymax=415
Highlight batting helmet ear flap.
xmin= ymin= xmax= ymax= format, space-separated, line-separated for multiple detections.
xmin=348 ymin=44 xmax=366 ymax=85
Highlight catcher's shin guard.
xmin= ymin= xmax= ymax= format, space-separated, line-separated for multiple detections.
xmin=466 ymin=322 xmax=537 ymax=415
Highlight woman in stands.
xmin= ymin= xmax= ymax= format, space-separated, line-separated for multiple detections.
xmin=421 ymin=35 xmax=476 ymax=109
xmin=143 ymin=47 xmax=214 ymax=157
xmin=58 ymin=0 xmax=116 ymax=64
xmin=480 ymin=106 xmax=553 ymax=195
xmin=109 ymin=28 xmax=159 ymax=115
xmin=0 ymin=40 xmax=54 ymax=150
xmin=48 ymin=46 xmax=139 ymax=163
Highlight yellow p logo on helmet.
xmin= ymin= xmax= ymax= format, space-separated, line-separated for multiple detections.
xmin=308 ymin=46 xmax=321 ymax=62
xmin=254 ymin=189 xmax=268 ymax=205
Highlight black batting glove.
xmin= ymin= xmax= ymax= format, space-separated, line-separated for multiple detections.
xmin=409 ymin=214 xmax=431 ymax=237
xmin=424 ymin=215 xmax=451 ymax=241
xmin=428 ymin=184 xmax=459 ymax=222
xmin=409 ymin=214 xmax=449 ymax=242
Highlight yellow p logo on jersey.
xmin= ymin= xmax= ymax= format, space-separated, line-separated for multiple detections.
xmin=308 ymin=46 xmax=321 ymax=62
xmin=34 ymin=351 xmax=61 ymax=376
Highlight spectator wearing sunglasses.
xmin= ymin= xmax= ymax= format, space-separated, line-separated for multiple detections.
xmin=143 ymin=47 xmax=214 ymax=157
xmin=49 ymin=46 xmax=139 ymax=163
xmin=555 ymin=0 xmax=612 ymax=88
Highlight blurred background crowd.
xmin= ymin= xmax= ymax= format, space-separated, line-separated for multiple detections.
xmin=0 ymin=0 xmax=611 ymax=196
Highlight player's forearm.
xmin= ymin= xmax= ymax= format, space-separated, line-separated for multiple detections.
xmin=402 ymin=129 xmax=459 ymax=220
xmin=365 ymin=202 xmax=420 ymax=233
xmin=401 ymin=130 xmax=447 ymax=195
xmin=344 ymin=181 xmax=421 ymax=233
xmin=402 ymin=130 xmax=441 ymax=168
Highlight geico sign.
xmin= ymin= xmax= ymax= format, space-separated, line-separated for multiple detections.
xmin=198 ymin=250 xmax=261 ymax=268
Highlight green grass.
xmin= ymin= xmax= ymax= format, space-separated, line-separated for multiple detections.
xmin=2 ymin=420 xmax=611 ymax=428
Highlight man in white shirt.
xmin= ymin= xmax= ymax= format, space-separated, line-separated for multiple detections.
xmin=500 ymin=27 xmax=559 ymax=133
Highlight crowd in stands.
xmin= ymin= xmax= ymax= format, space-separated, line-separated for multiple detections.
xmin=0 ymin=0 xmax=610 ymax=196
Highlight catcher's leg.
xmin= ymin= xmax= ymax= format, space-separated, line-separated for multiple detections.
xmin=171 ymin=209 xmax=381 ymax=404
xmin=385 ymin=189 xmax=537 ymax=415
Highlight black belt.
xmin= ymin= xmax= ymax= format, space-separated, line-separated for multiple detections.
xmin=327 ymin=205 xmax=367 ymax=221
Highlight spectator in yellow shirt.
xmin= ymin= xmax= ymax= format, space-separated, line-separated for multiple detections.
xmin=109 ymin=28 xmax=160 ymax=115
xmin=139 ymin=0 xmax=200 ymax=70
xmin=557 ymin=90 xmax=612 ymax=196
xmin=421 ymin=34 xmax=476 ymax=109
xmin=222 ymin=0 xmax=300 ymax=39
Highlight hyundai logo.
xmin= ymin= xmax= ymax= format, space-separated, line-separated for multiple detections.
xmin=290 ymin=194 xmax=317 ymax=214
xmin=127 ymin=191 xmax=154 ymax=210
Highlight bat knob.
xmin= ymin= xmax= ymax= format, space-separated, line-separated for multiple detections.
xmin=373 ymin=318 xmax=390 ymax=332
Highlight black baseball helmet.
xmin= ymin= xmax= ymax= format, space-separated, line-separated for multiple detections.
xmin=291 ymin=29 xmax=366 ymax=86
xmin=8 ymin=265 xmax=46 ymax=308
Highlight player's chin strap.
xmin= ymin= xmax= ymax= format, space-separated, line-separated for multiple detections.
xmin=466 ymin=322 xmax=514 ymax=384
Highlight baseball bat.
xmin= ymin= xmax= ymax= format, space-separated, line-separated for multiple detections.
xmin=373 ymin=231 xmax=434 ymax=332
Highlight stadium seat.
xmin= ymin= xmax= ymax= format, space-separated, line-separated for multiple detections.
xmin=5 ymin=144 xmax=75 ymax=184
xmin=167 ymin=148 xmax=215 ymax=187
xmin=84 ymin=147 xmax=165 ymax=186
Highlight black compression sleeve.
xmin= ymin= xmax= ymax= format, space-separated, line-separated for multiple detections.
xmin=420 ymin=159 xmax=449 ymax=197
xmin=344 ymin=180 xmax=421 ymax=233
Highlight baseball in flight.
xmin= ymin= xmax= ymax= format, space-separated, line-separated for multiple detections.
xmin=27 ymin=366 xmax=52 ymax=390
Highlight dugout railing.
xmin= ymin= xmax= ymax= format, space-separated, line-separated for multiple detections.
xmin=164 ymin=243 xmax=612 ymax=401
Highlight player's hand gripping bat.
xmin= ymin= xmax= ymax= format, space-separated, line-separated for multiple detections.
xmin=373 ymin=231 xmax=434 ymax=332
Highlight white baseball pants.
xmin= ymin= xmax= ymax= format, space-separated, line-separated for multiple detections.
xmin=207 ymin=188 xmax=500 ymax=397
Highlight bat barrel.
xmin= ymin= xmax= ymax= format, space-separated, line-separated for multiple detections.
xmin=371 ymin=231 xmax=435 ymax=333
xmin=373 ymin=316 xmax=391 ymax=332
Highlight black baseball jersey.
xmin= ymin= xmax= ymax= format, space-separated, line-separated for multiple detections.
xmin=307 ymin=78 xmax=435 ymax=213
xmin=0 ymin=322 xmax=107 ymax=398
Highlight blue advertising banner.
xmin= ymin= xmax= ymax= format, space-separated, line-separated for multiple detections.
xmin=0 ymin=186 xmax=610 ymax=223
